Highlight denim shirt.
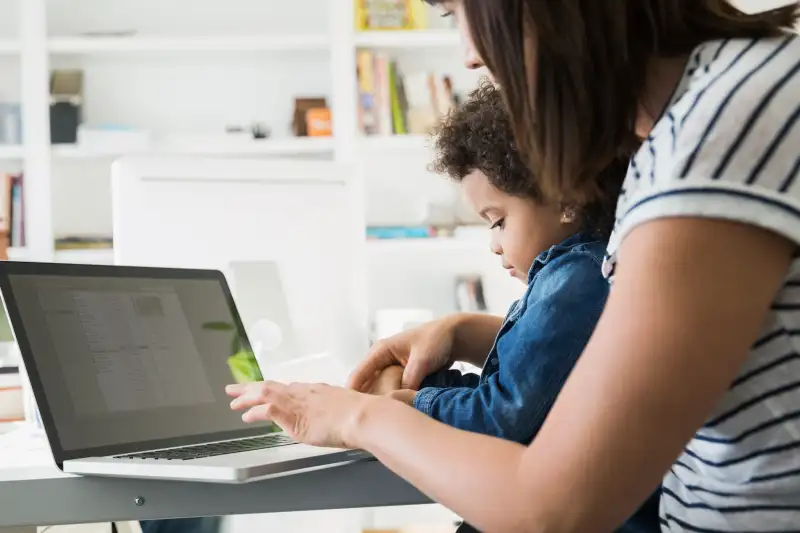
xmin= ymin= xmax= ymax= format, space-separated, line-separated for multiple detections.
xmin=413 ymin=231 xmax=608 ymax=443
xmin=413 ymin=231 xmax=661 ymax=533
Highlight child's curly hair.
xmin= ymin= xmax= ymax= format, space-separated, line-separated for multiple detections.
xmin=431 ymin=80 xmax=625 ymax=240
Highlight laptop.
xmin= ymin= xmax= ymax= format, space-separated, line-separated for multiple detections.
xmin=0 ymin=260 xmax=372 ymax=483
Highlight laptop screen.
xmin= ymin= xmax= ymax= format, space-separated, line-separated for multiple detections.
xmin=4 ymin=269 xmax=277 ymax=455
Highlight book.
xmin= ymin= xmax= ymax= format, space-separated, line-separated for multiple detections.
xmin=355 ymin=0 xmax=428 ymax=31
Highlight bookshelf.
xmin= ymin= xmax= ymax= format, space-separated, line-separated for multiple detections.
xmin=52 ymin=136 xmax=335 ymax=159
xmin=10 ymin=0 xmax=480 ymax=265
xmin=48 ymin=34 xmax=330 ymax=54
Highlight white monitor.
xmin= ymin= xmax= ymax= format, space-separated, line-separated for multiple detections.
xmin=111 ymin=155 xmax=368 ymax=378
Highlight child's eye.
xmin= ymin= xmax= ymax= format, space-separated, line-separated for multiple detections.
xmin=490 ymin=219 xmax=505 ymax=230
xmin=440 ymin=10 xmax=453 ymax=18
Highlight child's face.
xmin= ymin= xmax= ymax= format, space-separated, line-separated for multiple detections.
xmin=462 ymin=170 xmax=576 ymax=283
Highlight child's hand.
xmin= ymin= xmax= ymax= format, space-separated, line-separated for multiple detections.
xmin=388 ymin=389 xmax=416 ymax=406
xmin=368 ymin=364 xmax=404 ymax=395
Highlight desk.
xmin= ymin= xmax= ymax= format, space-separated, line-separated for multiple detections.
xmin=0 ymin=431 xmax=430 ymax=530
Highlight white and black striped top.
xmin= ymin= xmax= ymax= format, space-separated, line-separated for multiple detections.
xmin=602 ymin=35 xmax=800 ymax=532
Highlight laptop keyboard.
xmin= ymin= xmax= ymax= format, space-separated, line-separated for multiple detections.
xmin=114 ymin=434 xmax=297 ymax=461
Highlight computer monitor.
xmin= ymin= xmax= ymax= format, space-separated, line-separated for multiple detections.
xmin=111 ymin=155 xmax=368 ymax=375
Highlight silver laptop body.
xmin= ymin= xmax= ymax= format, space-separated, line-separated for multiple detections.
xmin=0 ymin=261 xmax=371 ymax=483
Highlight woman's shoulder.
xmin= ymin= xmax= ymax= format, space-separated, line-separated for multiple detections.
xmin=668 ymin=34 xmax=799 ymax=144
xmin=631 ymin=33 xmax=798 ymax=191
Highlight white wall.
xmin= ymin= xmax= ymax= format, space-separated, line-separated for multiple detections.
xmin=45 ymin=0 xmax=481 ymax=237
xmin=0 ymin=0 xmax=19 ymax=38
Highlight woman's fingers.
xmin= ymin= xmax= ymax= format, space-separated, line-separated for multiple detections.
xmin=228 ymin=381 xmax=288 ymax=410
xmin=242 ymin=400 xmax=293 ymax=427
xmin=347 ymin=342 xmax=401 ymax=391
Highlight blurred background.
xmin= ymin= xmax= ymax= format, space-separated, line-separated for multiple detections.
xmin=0 ymin=1 xmax=526 ymax=532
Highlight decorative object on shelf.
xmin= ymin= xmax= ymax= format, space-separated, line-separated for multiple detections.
xmin=251 ymin=122 xmax=270 ymax=139
xmin=306 ymin=107 xmax=332 ymax=137
xmin=292 ymin=97 xmax=328 ymax=137
xmin=455 ymin=275 xmax=488 ymax=313
xmin=0 ymin=103 xmax=22 ymax=145
xmin=355 ymin=0 xmax=429 ymax=31
xmin=49 ymin=69 xmax=84 ymax=144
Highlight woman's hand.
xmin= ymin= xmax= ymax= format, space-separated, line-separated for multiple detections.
xmin=349 ymin=313 xmax=503 ymax=393
xmin=226 ymin=381 xmax=376 ymax=448
xmin=349 ymin=320 xmax=457 ymax=393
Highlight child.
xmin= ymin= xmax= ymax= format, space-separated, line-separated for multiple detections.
xmin=371 ymin=82 xmax=659 ymax=533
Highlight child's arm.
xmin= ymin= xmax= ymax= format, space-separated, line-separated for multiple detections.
xmin=411 ymin=250 xmax=607 ymax=443
xmin=419 ymin=367 xmax=481 ymax=389
xmin=370 ymin=364 xmax=480 ymax=395
xmin=368 ymin=365 xmax=404 ymax=395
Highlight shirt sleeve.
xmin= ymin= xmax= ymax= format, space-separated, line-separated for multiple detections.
xmin=618 ymin=37 xmax=800 ymax=246
xmin=420 ymin=368 xmax=481 ymax=389
xmin=412 ymin=250 xmax=608 ymax=443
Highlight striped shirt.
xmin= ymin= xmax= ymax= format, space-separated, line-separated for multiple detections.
xmin=603 ymin=35 xmax=800 ymax=531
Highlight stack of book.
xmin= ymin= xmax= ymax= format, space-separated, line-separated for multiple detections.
xmin=357 ymin=50 xmax=459 ymax=136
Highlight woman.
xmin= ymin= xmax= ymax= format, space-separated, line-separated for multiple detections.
xmin=228 ymin=1 xmax=800 ymax=531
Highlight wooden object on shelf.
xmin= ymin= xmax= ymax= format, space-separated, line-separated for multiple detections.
xmin=292 ymin=97 xmax=328 ymax=137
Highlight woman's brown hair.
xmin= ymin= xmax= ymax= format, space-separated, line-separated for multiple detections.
xmin=458 ymin=0 xmax=799 ymax=205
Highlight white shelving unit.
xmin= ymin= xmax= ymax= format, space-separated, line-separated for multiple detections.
xmin=52 ymin=136 xmax=335 ymax=159
xmin=9 ymin=0 xmax=481 ymax=264
xmin=3 ymin=0 xmax=521 ymax=322
xmin=49 ymin=34 xmax=330 ymax=54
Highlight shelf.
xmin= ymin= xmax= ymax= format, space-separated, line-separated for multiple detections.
xmin=0 ymin=145 xmax=23 ymax=160
xmin=52 ymin=136 xmax=335 ymax=158
xmin=48 ymin=34 xmax=330 ymax=54
xmin=367 ymin=237 xmax=488 ymax=254
xmin=156 ymin=135 xmax=335 ymax=156
xmin=354 ymin=30 xmax=460 ymax=49
xmin=359 ymin=134 xmax=432 ymax=151
xmin=5 ymin=247 xmax=114 ymax=264
xmin=54 ymin=248 xmax=114 ymax=265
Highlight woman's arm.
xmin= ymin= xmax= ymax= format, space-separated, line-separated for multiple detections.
xmin=348 ymin=218 xmax=793 ymax=533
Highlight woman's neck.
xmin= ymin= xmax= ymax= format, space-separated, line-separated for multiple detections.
xmin=635 ymin=54 xmax=692 ymax=138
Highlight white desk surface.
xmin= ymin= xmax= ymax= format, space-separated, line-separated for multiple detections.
xmin=0 ymin=429 xmax=428 ymax=528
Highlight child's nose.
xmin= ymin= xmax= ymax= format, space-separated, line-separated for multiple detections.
xmin=490 ymin=238 xmax=502 ymax=256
